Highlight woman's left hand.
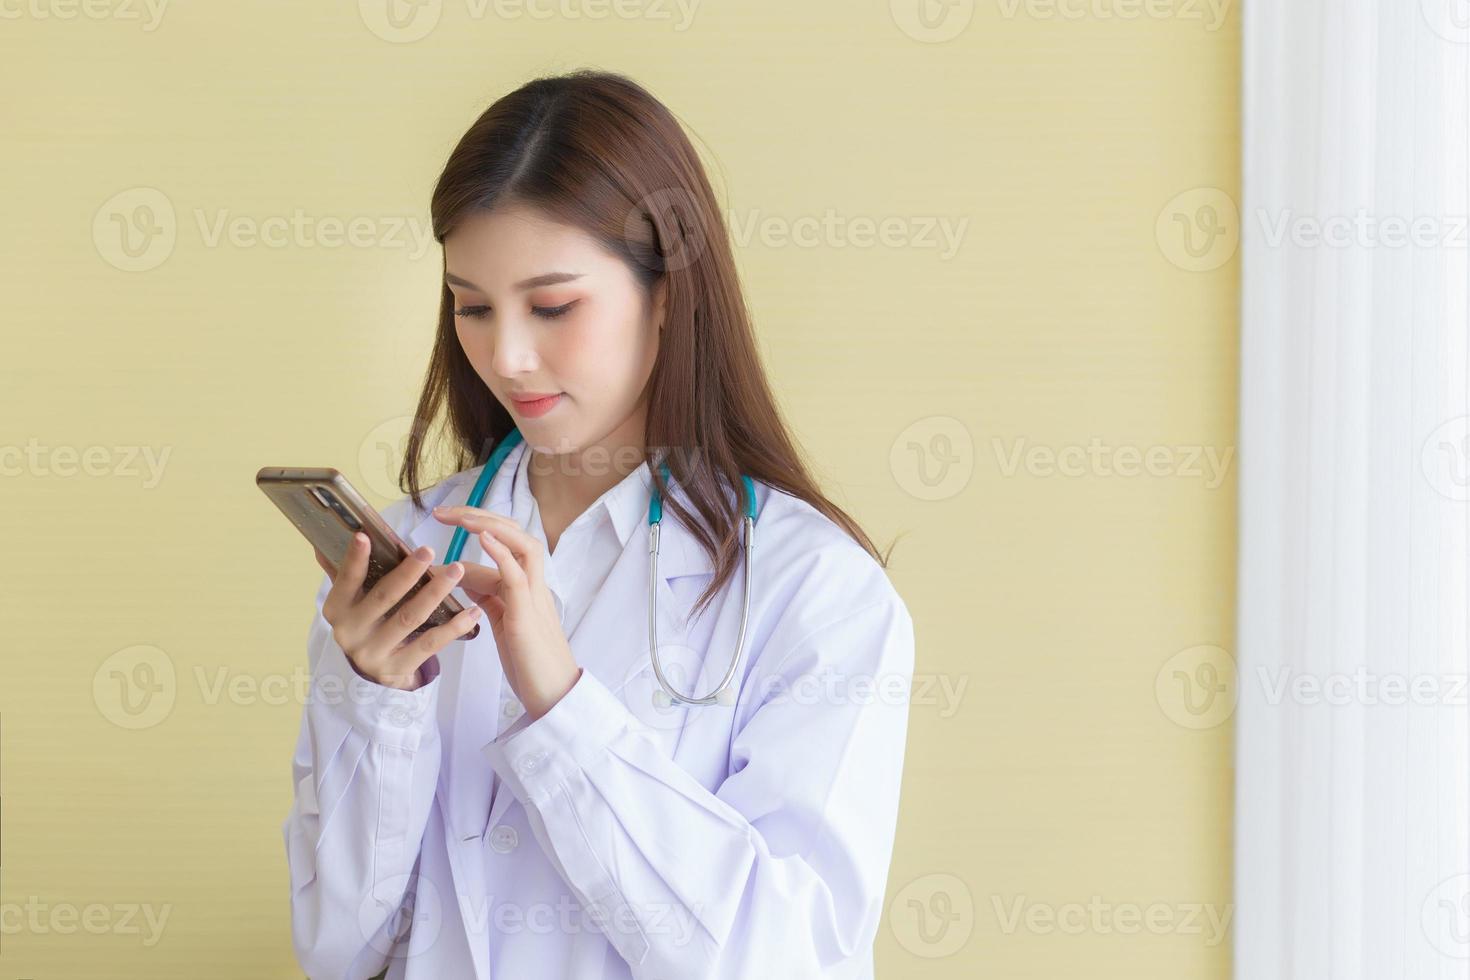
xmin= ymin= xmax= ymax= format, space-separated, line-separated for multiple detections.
xmin=431 ymin=505 xmax=581 ymax=721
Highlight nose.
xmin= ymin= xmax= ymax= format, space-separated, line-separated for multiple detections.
xmin=488 ymin=315 xmax=540 ymax=378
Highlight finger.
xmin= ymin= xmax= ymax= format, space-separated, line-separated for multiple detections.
xmin=479 ymin=530 xmax=527 ymax=597
xmin=371 ymin=561 xmax=468 ymax=653
xmin=411 ymin=602 xmax=485 ymax=655
xmin=357 ymin=543 xmax=436 ymax=624
xmin=432 ymin=509 xmax=514 ymax=540
xmin=432 ymin=504 xmax=509 ymax=525
xmin=461 ymin=587 xmax=496 ymax=608
xmin=474 ymin=521 xmax=543 ymax=581
xmin=323 ymin=533 xmax=368 ymax=622
xmin=395 ymin=604 xmax=485 ymax=674
xmin=336 ymin=532 xmax=370 ymax=596
xmin=456 ymin=560 xmax=504 ymax=598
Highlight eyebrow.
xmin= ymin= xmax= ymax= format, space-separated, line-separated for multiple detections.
xmin=444 ymin=271 xmax=585 ymax=291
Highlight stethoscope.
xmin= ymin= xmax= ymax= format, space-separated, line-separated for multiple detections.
xmin=441 ymin=427 xmax=758 ymax=707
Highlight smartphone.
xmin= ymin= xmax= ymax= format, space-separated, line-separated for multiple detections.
xmin=256 ymin=466 xmax=481 ymax=641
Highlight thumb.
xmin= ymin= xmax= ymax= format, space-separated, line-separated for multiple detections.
xmin=457 ymin=560 xmax=504 ymax=596
xmin=482 ymin=593 xmax=507 ymax=625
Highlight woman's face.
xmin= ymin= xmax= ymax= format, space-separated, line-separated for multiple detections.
xmin=443 ymin=204 xmax=664 ymax=457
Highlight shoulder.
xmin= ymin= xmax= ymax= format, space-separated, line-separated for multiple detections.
xmin=746 ymin=479 xmax=912 ymax=647
xmin=750 ymin=480 xmax=897 ymax=599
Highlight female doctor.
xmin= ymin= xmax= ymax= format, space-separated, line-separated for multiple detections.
xmin=283 ymin=69 xmax=915 ymax=980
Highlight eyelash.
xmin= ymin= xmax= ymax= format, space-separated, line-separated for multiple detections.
xmin=453 ymin=302 xmax=576 ymax=321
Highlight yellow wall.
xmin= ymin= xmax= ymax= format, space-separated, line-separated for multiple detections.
xmin=0 ymin=1 xmax=1239 ymax=975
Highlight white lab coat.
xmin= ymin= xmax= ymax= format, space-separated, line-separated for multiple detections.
xmin=282 ymin=451 xmax=916 ymax=979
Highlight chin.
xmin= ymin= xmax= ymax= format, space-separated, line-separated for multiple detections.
xmin=520 ymin=422 xmax=582 ymax=456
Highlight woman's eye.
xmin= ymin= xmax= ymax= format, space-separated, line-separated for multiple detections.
xmin=534 ymin=301 xmax=577 ymax=320
xmin=452 ymin=302 xmax=576 ymax=320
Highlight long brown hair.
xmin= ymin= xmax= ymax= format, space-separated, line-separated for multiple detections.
xmin=401 ymin=68 xmax=895 ymax=619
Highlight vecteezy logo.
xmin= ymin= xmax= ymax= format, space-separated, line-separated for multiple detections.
xmin=1421 ymin=416 xmax=1470 ymax=502
xmin=888 ymin=872 xmax=974 ymax=957
xmin=1155 ymin=644 xmax=1236 ymax=730
xmin=93 ymin=645 xmax=177 ymax=730
xmin=359 ymin=414 xmax=419 ymax=500
xmin=890 ymin=416 xmax=974 ymax=501
xmin=1155 ymin=187 xmax=1239 ymax=272
xmin=359 ymin=0 xmax=443 ymax=42
xmin=619 ymin=644 xmax=700 ymax=730
xmin=380 ymin=693 xmax=433 ymax=729
xmin=93 ymin=187 xmax=177 ymax=272
xmin=361 ymin=872 xmax=443 ymax=957
xmin=1423 ymin=873 xmax=1470 ymax=957
xmin=625 ymin=188 xmax=708 ymax=274
xmin=890 ymin=0 xmax=975 ymax=42
xmin=1422 ymin=0 xmax=1470 ymax=43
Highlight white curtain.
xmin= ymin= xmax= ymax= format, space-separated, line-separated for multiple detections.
xmin=1237 ymin=2 xmax=1470 ymax=977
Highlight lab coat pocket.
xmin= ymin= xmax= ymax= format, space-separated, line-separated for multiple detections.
xmin=615 ymin=651 xmax=696 ymax=739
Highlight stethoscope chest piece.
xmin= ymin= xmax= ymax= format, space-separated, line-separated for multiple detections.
xmin=652 ymin=686 xmax=739 ymax=709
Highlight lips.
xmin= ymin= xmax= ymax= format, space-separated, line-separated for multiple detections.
xmin=509 ymin=393 xmax=563 ymax=418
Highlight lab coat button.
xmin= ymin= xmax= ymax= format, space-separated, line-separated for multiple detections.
xmin=518 ymin=750 xmax=547 ymax=775
xmin=488 ymin=824 xmax=519 ymax=853
xmin=501 ymin=700 xmax=524 ymax=721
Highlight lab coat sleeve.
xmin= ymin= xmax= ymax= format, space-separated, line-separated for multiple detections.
xmin=481 ymin=582 xmax=915 ymax=979
xmin=281 ymin=536 xmax=447 ymax=979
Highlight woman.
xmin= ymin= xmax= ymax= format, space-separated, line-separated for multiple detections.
xmin=283 ymin=69 xmax=915 ymax=980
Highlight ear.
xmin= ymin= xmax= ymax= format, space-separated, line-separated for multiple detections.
xmin=652 ymin=278 xmax=669 ymax=331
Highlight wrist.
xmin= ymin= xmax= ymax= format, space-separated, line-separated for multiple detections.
xmin=525 ymin=666 xmax=583 ymax=721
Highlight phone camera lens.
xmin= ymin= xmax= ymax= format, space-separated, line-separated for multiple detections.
xmin=310 ymin=485 xmax=363 ymax=531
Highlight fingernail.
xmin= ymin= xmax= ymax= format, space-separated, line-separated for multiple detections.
xmin=415 ymin=545 xmax=433 ymax=560
xmin=448 ymin=562 xmax=463 ymax=579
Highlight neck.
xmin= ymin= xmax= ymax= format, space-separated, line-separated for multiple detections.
xmin=525 ymin=408 xmax=647 ymax=527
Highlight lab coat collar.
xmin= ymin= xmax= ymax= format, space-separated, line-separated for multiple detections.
xmin=505 ymin=438 xmax=661 ymax=573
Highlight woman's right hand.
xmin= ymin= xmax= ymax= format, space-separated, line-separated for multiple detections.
xmin=312 ymin=533 xmax=483 ymax=691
